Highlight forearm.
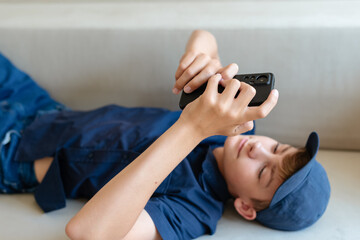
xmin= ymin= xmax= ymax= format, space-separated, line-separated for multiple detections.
xmin=66 ymin=118 xmax=204 ymax=240
xmin=185 ymin=30 xmax=219 ymax=59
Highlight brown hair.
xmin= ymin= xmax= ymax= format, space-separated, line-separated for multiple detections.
xmin=251 ymin=147 xmax=311 ymax=211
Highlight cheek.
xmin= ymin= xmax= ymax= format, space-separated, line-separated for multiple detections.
xmin=224 ymin=158 xmax=257 ymax=192
xmin=236 ymin=163 xmax=256 ymax=184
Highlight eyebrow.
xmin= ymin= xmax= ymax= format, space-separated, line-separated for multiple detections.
xmin=265 ymin=145 xmax=293 ymax=188
xmin=281 ymin=145 xmax=292 ymax=154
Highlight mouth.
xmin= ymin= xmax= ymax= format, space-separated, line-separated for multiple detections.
xmin=237 ymin=138 xmax=248 ymax=158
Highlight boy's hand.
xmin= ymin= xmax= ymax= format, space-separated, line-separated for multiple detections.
xmin=179 ymin=74 xmax=279 ymax=138
xmin=173 ymin=51 xmax=239 ymax=94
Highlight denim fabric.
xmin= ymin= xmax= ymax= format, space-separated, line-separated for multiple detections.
xmin=0 ymin=52 xmax=66 ymax=193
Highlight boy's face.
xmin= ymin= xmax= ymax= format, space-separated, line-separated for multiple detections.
xmin=221 ymin=135 xmax=298 ymax=206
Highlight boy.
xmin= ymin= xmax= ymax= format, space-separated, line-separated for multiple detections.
xmin=0 ymin=30 xmax=330 ymax=240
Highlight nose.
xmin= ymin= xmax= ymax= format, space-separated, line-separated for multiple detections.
xmin=248 ymin=141 xmax=262 ymax=159
xmin=248 ymin=141 xmax=272 ymax=160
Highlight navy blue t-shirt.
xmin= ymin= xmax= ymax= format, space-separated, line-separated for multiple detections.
xmin=13 ymin=105 xmax=255 ymax=239
xmin=0 ymin=51 xmax=255 ymax=239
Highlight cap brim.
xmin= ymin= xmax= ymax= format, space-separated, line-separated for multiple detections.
xmin=305 ymin=132 xmax=320 ymax=158
xmin=268 ymin=132 xmax=320 ymax=206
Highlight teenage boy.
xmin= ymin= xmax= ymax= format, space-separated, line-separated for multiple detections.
xmin=0 ymin=30 xmax=330 ymax=240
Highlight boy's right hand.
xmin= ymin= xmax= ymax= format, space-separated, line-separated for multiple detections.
xmin=173 ymin=51 xmax=239 ymax=95
xmin=179 ymin=74 xmax=279 ymax=138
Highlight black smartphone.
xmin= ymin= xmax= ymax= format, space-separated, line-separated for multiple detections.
xmin=179 ymin=72 xmax=275 ymax=110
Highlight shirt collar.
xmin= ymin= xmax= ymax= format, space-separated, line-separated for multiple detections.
xmin=200 ymin=147 xmax=231 ymax=202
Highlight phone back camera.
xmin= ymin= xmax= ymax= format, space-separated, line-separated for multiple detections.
xmin=255 ymin=75 xmax=270 ymax=85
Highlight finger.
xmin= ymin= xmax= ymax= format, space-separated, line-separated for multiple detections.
xmin=183 ymin=60 xmax=221 ymax=93
xmin=246 ymin=89 xmax=279 ymax=120
xmin=233 ymin=121 xmax=254 ymax=135
xmin=221 ymin=78 xmax=241 ymax=104
xmin=203 ymin=73 xmax=222 ymax=98
xmin=234 ymin=82 xmax=256 ymax=109
xmin=175 ymin=52 xmax=197 ymax=80
xmin=174 ymin=54 xmax=210 ymax=93
xmin=218 ymin=64 xmax=240 ymax=88
xmin=218 ymin=63 xmax=239 ymax=82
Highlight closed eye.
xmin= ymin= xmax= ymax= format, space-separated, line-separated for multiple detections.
xmin=273 ymin=142 xmax=280 ymax=154
xmin=258 ymin=166 xmax=266 ymax=179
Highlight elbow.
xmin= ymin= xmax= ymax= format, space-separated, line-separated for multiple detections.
xmin=65 ymin=218 xmax=82 ymax=240
xmin=66 ymin=218 xmax=127 ymax=240
xmin=65 ymin=217 xmax=98 ymax=240
xmin=192 ymin=29 xmax=207 ymax=36
xmin=193 ymin=29 xmax=212 ymax=36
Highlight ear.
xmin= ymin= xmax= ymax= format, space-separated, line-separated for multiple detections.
xmin=234 ymin=198 xmax=257 ymax=220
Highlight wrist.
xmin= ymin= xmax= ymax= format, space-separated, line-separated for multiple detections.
xmin=174 ymin=116 xmax=207 ymax=143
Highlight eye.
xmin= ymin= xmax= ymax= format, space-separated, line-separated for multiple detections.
xmin=273 ymin=142 xmax=280 ymax=154
xmin=258 ymin=166 xmax=266 ymax=179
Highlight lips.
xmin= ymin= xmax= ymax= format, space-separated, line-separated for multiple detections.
xmin=237 ymin=138 xmax=248 ymax=158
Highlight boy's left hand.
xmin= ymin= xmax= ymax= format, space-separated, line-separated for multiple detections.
xmin=173 ymin=51 xmax=239 ymax=94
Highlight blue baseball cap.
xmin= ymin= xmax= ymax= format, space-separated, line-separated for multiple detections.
xmin=256 ymin=132 xmax=331 ymax=231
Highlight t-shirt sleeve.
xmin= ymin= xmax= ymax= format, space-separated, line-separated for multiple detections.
xmin=144 ymin=194 xmax=221 ymax=240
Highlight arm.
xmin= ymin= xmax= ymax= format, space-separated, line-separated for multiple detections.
xmin=122 ymin=210 xmax=160 ymax=240
xmin=173 ymin=30 xmax=239 ymax=94
xmin=184 ymin=29 xmax=220 ymax=60
xmin=65 ymin=74 xmax=279 ymax=240
xmin=66 ymin=107 xmax=205 ymax=240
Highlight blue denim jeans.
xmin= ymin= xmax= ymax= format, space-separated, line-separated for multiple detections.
xmin=0 ymin=53 xmax=66 ymax=193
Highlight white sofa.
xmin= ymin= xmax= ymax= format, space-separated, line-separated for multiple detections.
xmin=0 ymin=1 xmax=359 ymax=239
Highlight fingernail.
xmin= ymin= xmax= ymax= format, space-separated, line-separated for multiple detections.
xmin=273 ymin=89 xmax=279 ymax=97
xmin=172 ymin=88 xmax=180 ymax=94
xmin=184 ymin=86 xmax=191 ymax=93
xmin=215 ymin=73 xmax=222 ymax=81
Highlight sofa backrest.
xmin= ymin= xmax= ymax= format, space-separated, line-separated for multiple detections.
xmin=1 ymin=1 xmax=359 ymax=150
